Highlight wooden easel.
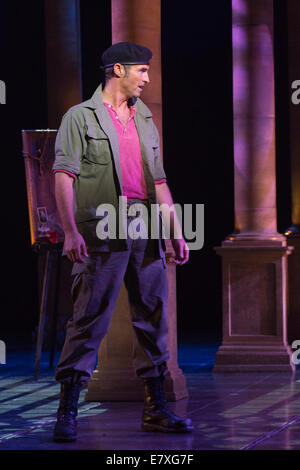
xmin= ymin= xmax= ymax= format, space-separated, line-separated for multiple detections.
xmin=22 ymin=129 xmax=65 ymax=380
xmin=33 ymin=241 xmax=63 ymax=380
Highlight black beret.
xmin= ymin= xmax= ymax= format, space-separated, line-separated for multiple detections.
xmin=101 ymin=42 xmax=152 ymax=69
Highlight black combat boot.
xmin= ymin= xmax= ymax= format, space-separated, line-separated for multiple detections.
xmin=53 ymin=383 xmax=81 ymax=442
xmin=141 ymin=375 xmax=194 ymax=433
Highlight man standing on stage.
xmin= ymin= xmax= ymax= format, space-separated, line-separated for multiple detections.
xmin=52 ymin=42 xmax=193 ymax=442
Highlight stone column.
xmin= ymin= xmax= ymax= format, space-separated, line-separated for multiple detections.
xmin=284 ymin=0 xmax=300 ymax=344
xmin=44 ymin=0 xmax=82 ymax=128
xmin=214 ymin=0 xmax=294 ymax=372
xmin=86 ymin=0 xmax=188 ymax=401
xmin=110 ymin=0 xmax=163 ymax=146
xmin=40 ymin=0 xmax=82 ymax=350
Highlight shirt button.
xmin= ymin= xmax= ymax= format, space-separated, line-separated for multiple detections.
xmin=116 ymin=116 xmax=119 ymax=119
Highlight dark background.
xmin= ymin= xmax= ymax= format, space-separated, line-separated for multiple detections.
xmin=0 ymin=0 xmax=291 ymax=349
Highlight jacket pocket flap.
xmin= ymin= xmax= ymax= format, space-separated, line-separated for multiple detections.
xmin=86 ymin=125 xmax=108 ymax=140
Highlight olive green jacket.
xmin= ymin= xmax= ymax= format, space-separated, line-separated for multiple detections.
xmin=53 ymin=84 xmax=166 ymax=255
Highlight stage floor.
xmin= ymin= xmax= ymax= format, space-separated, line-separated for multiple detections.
xmin=0 ymin=343 xmax=299 ymax=451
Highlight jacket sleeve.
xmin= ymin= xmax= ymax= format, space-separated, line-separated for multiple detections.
xmin=152 ymin=121 xmax=167 ymax=182
xmin=53 ymin=109 xmax=87 ymax=176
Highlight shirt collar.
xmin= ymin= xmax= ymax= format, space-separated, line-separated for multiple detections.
xmin=103 ymin=101 xmax=137 ymax=119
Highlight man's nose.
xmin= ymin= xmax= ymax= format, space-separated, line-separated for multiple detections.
xmin=143 ymin=72 xmax=150 ymax=83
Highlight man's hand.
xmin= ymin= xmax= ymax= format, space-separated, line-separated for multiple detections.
xmin=155 ymin=182 xmax=190 ymax=265
xmin=64 ymin=230 xmax=88 ymax=263
xmin=54 ymin=172 xmax=89 ymax=263
xmin=171 ymin=237 xmax=189 ymax=265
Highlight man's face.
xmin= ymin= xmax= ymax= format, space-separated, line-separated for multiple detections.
xmin=120 ymin=64 xmax=150 ymax=98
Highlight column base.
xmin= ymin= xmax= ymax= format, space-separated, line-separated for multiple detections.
xmin=214 ymin=241 xmax=294 ymax=372
xmin=85 ymin=366 xmax=188 ymax=402
xmin=85 ymin=369 xmax=143 ymax=402
xmin=214 ymin=343 xmax=295 ymax=372
xmin=225 ymin=231 xmax=287 ymax=246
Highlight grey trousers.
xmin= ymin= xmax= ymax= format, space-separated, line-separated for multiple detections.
xmin=55 ymin=219 xmax=170 ymax=388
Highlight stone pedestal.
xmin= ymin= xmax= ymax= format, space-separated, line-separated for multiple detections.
xmin=214 ymin=243 xmax=294 ymax=372
xmin=286 ymin=236 xmax=300 ymax=345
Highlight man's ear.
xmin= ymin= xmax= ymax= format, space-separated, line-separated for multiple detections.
xmin=113 ymin=63 xmax=126 ymax=78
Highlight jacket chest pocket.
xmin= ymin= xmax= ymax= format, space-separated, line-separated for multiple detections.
xmin=85 ymin=125 xmax=111 ymax=164
xmin=142 ymin=138 xmax=158 ymax=175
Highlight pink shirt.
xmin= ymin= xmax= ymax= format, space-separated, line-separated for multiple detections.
xmin=103 ymin=102 xmax=148 ymax=199
xmin=54 ymin=103 xmax=166 ymax=197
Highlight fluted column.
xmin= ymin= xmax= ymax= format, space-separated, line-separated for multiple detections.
xmin=230 ymin=0 xmax=283 ymax=242
xmin=214 ymin=0 xmax=294 ymax=372
xmin=86 ymin=0 xmax=188 ymax=401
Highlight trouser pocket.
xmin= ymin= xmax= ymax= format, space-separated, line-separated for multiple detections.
xmin=71 ymin=257 xmax=98 ymax=328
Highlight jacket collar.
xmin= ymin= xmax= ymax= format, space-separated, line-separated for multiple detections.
xmin=80 ymin=84 xmax=153 ymax=195
xmin=82 ymin=83 xmax=152 ymax=119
